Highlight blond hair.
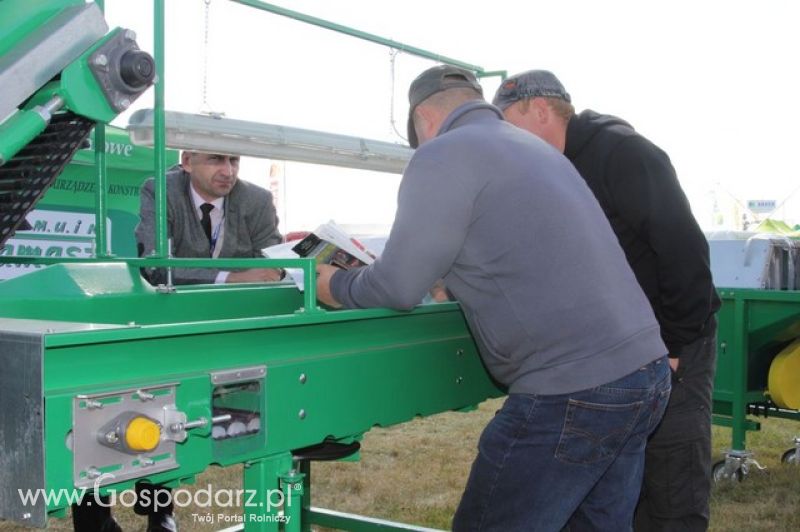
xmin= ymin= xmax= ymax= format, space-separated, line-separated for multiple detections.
xmin=542 ymin=97 xmax=575 ymax=122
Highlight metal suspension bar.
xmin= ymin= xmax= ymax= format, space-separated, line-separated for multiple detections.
xmin=154 ymin=0 xmax=168 ymax=258
xmin=94 ymin=0 xmax=109 ymax=258
xmin=228 ymin=0 xmax=486 ymax=73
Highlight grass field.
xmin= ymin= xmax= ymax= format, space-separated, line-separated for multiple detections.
xmin=2 ymin=397 xmax=799 ymax=531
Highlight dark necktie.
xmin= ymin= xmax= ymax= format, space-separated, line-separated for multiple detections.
xmin=199 ymin=203 xmax=214 ymax=246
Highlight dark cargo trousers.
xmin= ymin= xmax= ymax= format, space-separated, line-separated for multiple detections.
xmin=634 ymin=318 xmax=717 ymax=532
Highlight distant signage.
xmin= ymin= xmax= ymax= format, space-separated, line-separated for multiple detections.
xmin=747 ymin=200 xmax=776 ymax=213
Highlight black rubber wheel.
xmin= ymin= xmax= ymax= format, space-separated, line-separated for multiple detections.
xmin=781 ymin=448 xmax=799 ymax=465
xmin=712 ymin=460 xmax=743 ymax=483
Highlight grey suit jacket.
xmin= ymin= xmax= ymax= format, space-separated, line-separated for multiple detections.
xmin=135 ymin=165 xmax=282 ymax=285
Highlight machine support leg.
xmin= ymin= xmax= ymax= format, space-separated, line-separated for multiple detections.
xmin=242 ymin=453 xmax=293 ymax=532
xmin=279 ymin=468 xmax=306 ymax=532
xmin=298 ymin=460 xmax=312 ymax=532
xmin=731 ymin=297 xmax=748 ymax=451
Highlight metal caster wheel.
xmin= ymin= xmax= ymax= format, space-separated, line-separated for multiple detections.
xmin=781 ymin=448 xmax=799 ymax=465
xmin=781 ymin=438 xmax=800 ymax=465
xmin=713 ymin=460 xmax=743 ymax=483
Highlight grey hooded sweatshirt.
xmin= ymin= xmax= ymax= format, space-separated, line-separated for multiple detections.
xmin=330 ymin=100 xmax=666 ymax=395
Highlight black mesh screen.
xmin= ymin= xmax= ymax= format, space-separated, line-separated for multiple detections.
xmin=0 ymin=112 xmax=94 ymax=247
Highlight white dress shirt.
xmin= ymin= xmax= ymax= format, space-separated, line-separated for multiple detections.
xmin=189 ymin=185 xmax=228 ymax=283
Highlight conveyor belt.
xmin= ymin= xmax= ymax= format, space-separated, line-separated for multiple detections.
xmin=0 ymin=112 xmax=94 ymax=247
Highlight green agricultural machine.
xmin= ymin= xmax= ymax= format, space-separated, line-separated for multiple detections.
xmin=710 ymin=238 xmax=800 ymax=481
xmin=5 ymin=4 xmax=797 ymax=532
xmin=0 ymin=1 xmax=505 ymax=530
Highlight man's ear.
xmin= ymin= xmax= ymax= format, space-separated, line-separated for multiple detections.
xmin=181 ymin=151 xmax=193 ymax=171
xmin=414 ymin=105 xmax=439 ymax=144
xmin=532 ymin=98 xmax=553 ymax=124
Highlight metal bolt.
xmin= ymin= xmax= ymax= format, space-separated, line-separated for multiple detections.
xmin=45 ymin=328 xmax=55 ymax=334
xmin=299 ymin=373 xmax=307 ymax=384
xmin=86 ymin=400 xmax=103 ymax=410
xmin=93 ymin=54 xmax=108 ymax=67
xmin=128 ymin=321 xmax=137 ymax=327
xmin=117 ymin=98 xmax=131 ymax=110
xmin=136 ymin=390 xmax=154 ymax=401
xmin=456 ymin=376 xmax=464 ymax=384
xmin=87 ymin=467 xmax=101 ymax=479
xmin=124 ymin=29 xmax=137 ymax=41
xmin=456 ymin=349 xmax=464 ymax=356
xmin=22 ymin=513 xmax=31 ymax=520
xmin=105 ymin=431 xmax=119 ymax=444
xmin=298 ymin=409 xmax=306 ymax=420
xmin=140 ymin=458 xmax=154 ymax=467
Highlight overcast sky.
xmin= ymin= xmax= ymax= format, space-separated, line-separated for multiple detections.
xmin=105 ymin=0 xmax=800 ymax=233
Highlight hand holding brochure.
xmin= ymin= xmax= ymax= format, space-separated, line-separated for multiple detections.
xmin=291 ymin=233 xmax=366 ymax=270
xmin=262 ymin=221 xmax=378 ymax=291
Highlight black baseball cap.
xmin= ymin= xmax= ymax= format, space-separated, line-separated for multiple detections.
xmin=407 ymin=65 xmax=483 ymax=148
xmin=492 ymin=70 xmax=571 ymax=111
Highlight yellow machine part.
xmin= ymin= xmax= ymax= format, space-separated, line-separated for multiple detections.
xmin=768 ymin=339 xmax=800 ymax=409
xmin=125 ymin=416 xmax=161 ymax=452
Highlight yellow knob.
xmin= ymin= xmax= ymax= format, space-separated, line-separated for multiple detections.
xmin=125 ymin=417 xmax=161 ymax=452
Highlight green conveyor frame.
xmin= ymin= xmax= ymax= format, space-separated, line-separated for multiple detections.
xmin=0 ymin=263 xmax=503 ymax=530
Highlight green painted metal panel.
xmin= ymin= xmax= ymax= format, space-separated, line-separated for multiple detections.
xmin=713 ymin=288 xmax=800 ymax=451
xmin=34 ymin=306 xmax=500 ymax=515
xmin=0 ymin=0 xmax=84 ymax=58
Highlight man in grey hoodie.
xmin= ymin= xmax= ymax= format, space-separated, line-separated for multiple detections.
xmin=316 ymin=65 xmax=670 ymax=531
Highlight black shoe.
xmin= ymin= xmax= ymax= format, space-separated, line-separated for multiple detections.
xmin=100 ymin=517 xmax=124 ymax=532
xmin=71 ymin=497 xmax=122 ymax=532
xmin=147 ymin=512 xmax=178 ymax=532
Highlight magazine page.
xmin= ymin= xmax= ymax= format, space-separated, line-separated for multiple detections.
xmin=312 ymin=221 xmax=376 ymax=264
xmin=292 ymin=232 xmax=367 ymax=270
xmin=262 ymin=221 xmax=379 ymax=291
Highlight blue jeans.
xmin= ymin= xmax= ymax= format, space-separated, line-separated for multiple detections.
xmin=452 ymin=356 xmax=671 ymax=532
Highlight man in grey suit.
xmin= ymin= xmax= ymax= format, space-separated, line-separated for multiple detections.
xmin=135 ymin=151 xmax=284 ymax=285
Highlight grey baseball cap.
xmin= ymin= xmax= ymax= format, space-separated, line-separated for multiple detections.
xmin=492 ymin=70 xmax=571 ymax=111
xmin=407 ymin=65 xmax=483 ymax=148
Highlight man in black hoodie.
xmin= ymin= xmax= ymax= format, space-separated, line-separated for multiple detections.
xmin=494 ymin=71 xmax=720 ymax=532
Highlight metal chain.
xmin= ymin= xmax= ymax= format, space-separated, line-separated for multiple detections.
xmin=388 ymin=48 xmax=407 ymax=142
xmin=200 ymin=0 xmax=215 ymax=115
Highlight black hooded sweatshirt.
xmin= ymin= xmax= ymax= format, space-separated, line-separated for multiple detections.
xmin=565 ymin=110 xmax=720 ymax=355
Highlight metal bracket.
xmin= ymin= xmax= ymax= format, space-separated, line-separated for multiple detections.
xmin=72 ymin=383 xmax=180 ymax=488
